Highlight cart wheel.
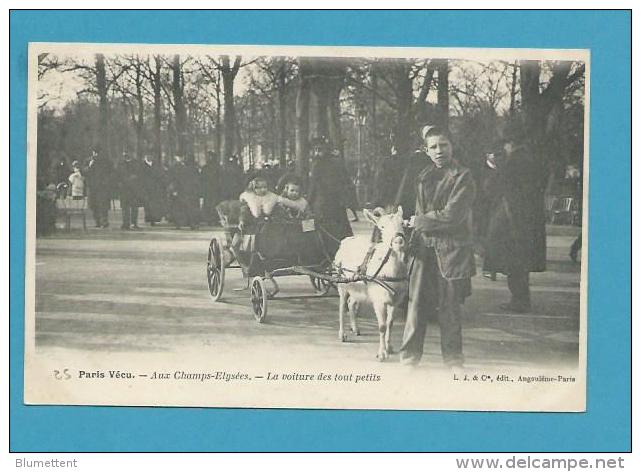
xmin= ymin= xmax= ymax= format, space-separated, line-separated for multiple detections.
xmin=207 ymin=238 xmax=225 ymax=301
xmin=250 ymin=277 xmax=268 ymax=323
xmin=309 ymin=275 xmax=332 ymax=295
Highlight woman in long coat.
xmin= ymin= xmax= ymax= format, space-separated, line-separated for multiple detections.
xmin=484 ymin=141 xmax=547 ymax=312
xmin=308 ymin=145 xmax=358 ymax=257
xmin=219 ymin=157 xmax=245 ymax=201
xmin=140 ymin=155 xmax=167 ymax=225
xmin=84 ymin=150 xmax=113 ymax=228
xmin=201 ymin=155 xmax=222 ymax=225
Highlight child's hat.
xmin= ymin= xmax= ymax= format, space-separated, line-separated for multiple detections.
xmin=244 ymin=169 xmax=269 ymax=188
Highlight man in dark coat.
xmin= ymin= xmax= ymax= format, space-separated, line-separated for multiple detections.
xmin=168 ymin=155 xmax=201 ymax=230
xmin=51 ymin=158 xmax=70 ymax=189
xmin=219 ymin=155 xmax=245 ymax=201
xmin=201 ymin=152 xmax=222 ymax=225
xmin=84 ymin=149 xmax=113 ymax=228
xmin=371 ymin=146 xmax=406 ymax=208
xmin=140 ymin=154 xmax=166 ymax=226
xmin=116 ymin=152 xmax=144 ymax=230
xmin=307 ymin=139 xmax=359 ymax=256
xmin=36 ymin=182 xmax=58 ymax=236
xmin=484 ymin=123 xmax=547 ymax=312
xmin=393 ymin=149 xmax=432 ymax=219
xmin=400 ymin=126 xmax=476 ymax=369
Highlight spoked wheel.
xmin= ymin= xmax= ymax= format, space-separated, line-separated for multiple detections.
xmin=250 ymin=276 xmax=268 ymax=323
xmin=207 ymin=238 xmax=225 ymax=301
xmin=309 ymin=275 xmax=332 ymax=295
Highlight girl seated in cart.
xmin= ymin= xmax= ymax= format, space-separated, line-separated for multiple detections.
xmin=230 ymin=173 xmax=312 ymax=262
xmin=278 ymin=175 xmax=312 ymax=220
xmin=238 ymin=174 xmax=279 ymax=230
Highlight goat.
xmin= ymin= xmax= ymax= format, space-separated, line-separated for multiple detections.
xmin=334 ymin=206 xmax=408 ymax=360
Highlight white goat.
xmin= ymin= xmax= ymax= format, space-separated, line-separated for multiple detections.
xmin=334 ymin=206 xmax=408 ymax=360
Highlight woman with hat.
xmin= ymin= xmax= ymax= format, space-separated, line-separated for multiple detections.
xmin=483 ymin=119 xmax=547 ymax=313
xmin=307 ymin=137 xmax=359 ymax=256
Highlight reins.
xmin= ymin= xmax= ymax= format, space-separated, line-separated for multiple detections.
xmin=315 ymin=223 xmax=408 ymax=298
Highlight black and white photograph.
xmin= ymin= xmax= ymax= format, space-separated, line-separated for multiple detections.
xmin=25 ymin=43 xmax=588 ymax=411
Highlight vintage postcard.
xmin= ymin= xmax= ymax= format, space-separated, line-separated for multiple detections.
xmin=25 ymin=43 xmax=589 ymax=411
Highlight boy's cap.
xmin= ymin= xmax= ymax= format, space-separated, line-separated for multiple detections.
xmin=421 ymin=125 xmax=451 ymax=141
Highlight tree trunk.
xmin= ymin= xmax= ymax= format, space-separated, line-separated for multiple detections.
xmin=171 ymin=54 xmax=187 ymax=157
xmin=393 ymin=61 xmax=413 ymax=158
xmin=295 ymin=71 xmax=311 ymax=181
xmin=221 ymin=56 xmax=241 ymax=160
xmin=95 ymin=54 xmax=110 ymax=161
xmin=509 ymin=61 xmax=518 ymax=116
xmin=519 ymin=59 xmax=579 ymax=168
xmin=152 ymin=56 xmax=162 ymax=164
xmin=167 ymin=113 xmax=175 ymax=158
xmin=277 ymin=65 xmax=287 ymax=165
xmin=436 ymin=59 xmax=449 ymax=129
xmin=310 ymin=59 xmax=346 ymax=153
xmin=327 ymin=79 xmax=343 ymax=156
xmin=313 ymin=79 xmax=330 ymax=141
xmin=268 ymin=99 xmax=277 ymax=161
xmin=519 ymin=60 xmax=542 ymax=137
xmin=371 ymin=67 xmax=378 ymax=156
xmin=215 ymin=68 xmax=222 ymax=163
xmin=135 ymin=59 xmax=144 ymax=160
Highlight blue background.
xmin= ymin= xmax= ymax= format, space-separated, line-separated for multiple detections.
xmin=9 ymin=10 xmax=631 ymax=452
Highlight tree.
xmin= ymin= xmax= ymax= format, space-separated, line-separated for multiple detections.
xmin=135 ymin=55 xmax=166 ymax=163
xmin=220 ymin=55 xmax=242 ymax=159
xmin=111 ymin=55 xmax=152 ymax=159
xmin=295 ymin=58 xmax=313 ymax=179
xmin=383 ymin=58 xmax=414 ymax=157
xmin=308 ymin=58 xmax=348 ymax=154
xmin=519 ymin=59 xmax=585 ymax=169
xmin=151 ymin=56 xmax=164 ymax=163
xmin=252 ymin=57 xmax=297 ymax=164
xmin=345 ymin=58 xmax=448 ymax=158
xmin=520 ymin=60 xmax=585 ymax=143
xmin=195 ymin=55 xmax=254 ymax=162
xmin=293 ymin=57 xmax=349 ymax=182
xmin=508 ymin=61 xmax=519 ymax=115
xmin=37 ymin=53 xmax=63 ymax=109
xmin=48 ymin=53 xmax=129 ymax=161
xmin=447 ymin=60 xmax=514 ymax=166
xmin=36 ymin=50 xmax=586 ymax=201
xmin=171 ymin=55 xmax=188 ymax=157
xmin=193 ymin=56 xmax=225 ymax=162
xmin=95 ymin=54 xmax=110 ymax=158
xmin=435 ymin=59 xmax=449 ymax=128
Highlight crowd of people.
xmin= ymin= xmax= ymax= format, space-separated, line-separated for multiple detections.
xmin=36 ymin=137 xmax=361 ymax=240
xmin=35 ymin=123 xmax=581 ymax=371
xmin=37 ymin=150 xmax=301 ymax=234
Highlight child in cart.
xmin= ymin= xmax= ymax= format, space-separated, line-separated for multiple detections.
xmin=231 ymin=174 xmax=309 ymax=262
xmin=238 ymin=175 xmax=279 ymax=230
xmin=278 ymin=176 xmax=312 ymax=220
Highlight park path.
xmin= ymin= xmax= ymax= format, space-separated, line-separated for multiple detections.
xmin=33 ymin=212 xmax=582 ymax=371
